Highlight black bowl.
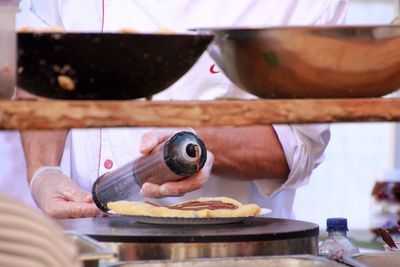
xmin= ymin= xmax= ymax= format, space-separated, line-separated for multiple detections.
xmin=17 ymin=32 xmax=212 ymax=99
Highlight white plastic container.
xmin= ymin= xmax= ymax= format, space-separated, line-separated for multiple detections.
xmin=0 ymin=0 xmax=19 ymax=99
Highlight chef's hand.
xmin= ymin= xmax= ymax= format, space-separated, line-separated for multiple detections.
xmin=30 ymin=167 xmax=101 ymax=218
xmin=139 ymin=129 xmax=214 ymax=198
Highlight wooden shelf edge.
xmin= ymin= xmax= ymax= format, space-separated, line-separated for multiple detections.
xmin=1 ymin=98 xmax=399 ymax=130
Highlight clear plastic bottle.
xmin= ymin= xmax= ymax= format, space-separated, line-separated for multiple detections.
xmin=92 ymin=131 xmax=207 ymax=212
xmin=319 ymin=218 xmax=359 ymax=260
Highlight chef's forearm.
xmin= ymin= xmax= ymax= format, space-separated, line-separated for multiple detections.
xmin=195 ymin=126 xmax=289 ymax=180
xmin=16 ymin=89 xmax=69 ymax=182
xmin=21 ymin=130 xmax=68 ymax=182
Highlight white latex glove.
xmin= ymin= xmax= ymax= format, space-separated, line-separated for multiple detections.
xmin=30 ymin=167 xmax=101 ymax=218
xmin=139 ymin=129 xmax=214 ymax=198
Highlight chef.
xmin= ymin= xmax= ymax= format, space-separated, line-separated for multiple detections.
xmin=12 ymin=0 xmax=348 ymax=219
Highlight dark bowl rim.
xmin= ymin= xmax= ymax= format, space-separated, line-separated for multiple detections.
xmin=17 ymin=31 xmax=213 ymax=38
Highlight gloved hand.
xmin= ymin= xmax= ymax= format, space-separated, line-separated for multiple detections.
xmin=139 ymin=129 xmax=214 ymax=198
xmin=30 ymin=167 xmax=101 ymax=218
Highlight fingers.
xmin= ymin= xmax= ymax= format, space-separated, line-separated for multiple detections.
xmin=140 ymin=183 xmax=168 ymax=198
xmin=141 ymin=151 xmax=214 ymax=198
xmin=139 ymin=128 xmax=195 ymax=155
xmin=46 ymin=201 xmax=101 ymax=219
xmin=60 ymin=183 xmax=92 ymax=202
xmin=140 ymin=174 xmax=203 ymax=198
xmin=83 ymin=194 xmax=94 ymax=203
xmin=30 ymin=171 xmax=101 ymax=218
xmin=64 ymin=203 xmax=101 ymax=218
xmin=139 ymin=131 xmax=172 ymax=155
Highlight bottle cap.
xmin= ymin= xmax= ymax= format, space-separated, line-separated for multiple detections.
xmin=326 ymin=218 xmax=349 ymax=232
xmin=164 ymin=131 xmax=207 ymax=176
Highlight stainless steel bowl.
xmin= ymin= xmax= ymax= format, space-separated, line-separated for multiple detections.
xmin=64 ymin=231 xmax=116 ymax=267
xmin=200 ymin=25 xmax=400 ymax=98
xmin=111 ymin=255 xmax=345 ymax=267
xmin=342 ymin=252 xmax=400 ymax=267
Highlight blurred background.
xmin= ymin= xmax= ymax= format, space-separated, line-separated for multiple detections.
xmin=295 ymin=0 xmax=400 ymax=230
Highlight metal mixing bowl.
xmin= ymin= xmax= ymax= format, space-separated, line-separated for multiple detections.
xmin=200 ymin=25 xmax=400 ymax=98
xmin=342 ymin=252 xmax=400 ymax=267
xmin=111 ymin=255 xmax=344 ymax=267
xmin=17 ymin=32 xmax=212 ymax=99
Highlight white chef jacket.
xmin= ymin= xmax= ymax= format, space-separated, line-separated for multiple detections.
xmin=0 ymin=132 xmax=37 ymax=208
xmin=12 ymin=0 xmax=348 ymax=218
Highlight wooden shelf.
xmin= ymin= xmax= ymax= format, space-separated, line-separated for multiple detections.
xmin=1 ymin=98 xmax=399 ymax=130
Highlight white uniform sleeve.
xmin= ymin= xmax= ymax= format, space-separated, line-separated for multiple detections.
xmin=253 ymin=0 xmax=347 ymax=197
xmin=17 ymin=0 xmax=63 ymax=28
xmin=254 ymin=124 xmax=330 ymax=197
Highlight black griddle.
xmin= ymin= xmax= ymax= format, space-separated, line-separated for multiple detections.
xmin=57 ymin=216 xmax=319 ymax=243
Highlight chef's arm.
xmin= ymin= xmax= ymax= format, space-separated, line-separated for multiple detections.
xmin=139 ymin=125 xmax=329 ymax=198
xmin=196 ymin=126 xmax=289 ymax=180
xmin=21 ymin=129 xmax=101 ymax=218
xmin=17 ymin=89 xmax=100 ymax=218
xmin=21 ymin=130 xmax=67 ymax=182
xmin=15 ymin=89 xmax=67 ymax=181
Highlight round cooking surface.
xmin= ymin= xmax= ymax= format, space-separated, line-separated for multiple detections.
xmin=57 ymin=216 xmax=319 ymax=243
